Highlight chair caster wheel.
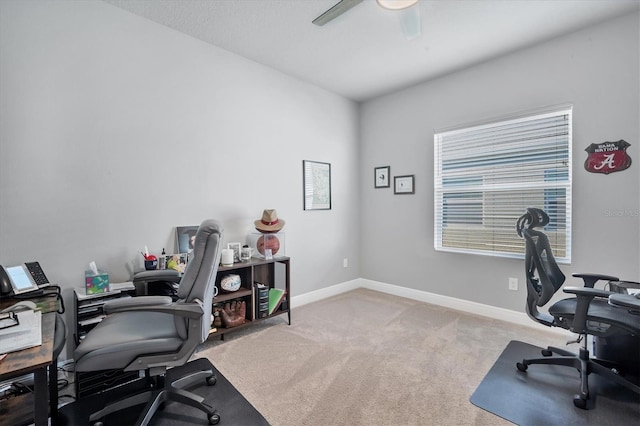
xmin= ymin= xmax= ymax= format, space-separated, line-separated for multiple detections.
xmin=208 ymin=411 xmax=221 ymax=425
xmin=206 ymin=375 xmax=217 ymax=386
xmin=516 ymin=362 xmax=528 ymax=372
xmin=573 ymin=395 xmax=588 ymax=410
xmin=541 ymin=349 xmax=552 ymax=357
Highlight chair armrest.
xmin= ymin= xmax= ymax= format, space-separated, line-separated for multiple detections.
xmin=562 ymin=286 xmax=614 ymax=298
xmin=572 ymin=273 xmax=619 ymax=288
xmin=562 ymin=286 xmax=616 ymax=334
xmin=103 ymin=295 xmax=172 ymax=315
xmin=133 ymin=269 xmax=182 ymax=283
xmin=104 ymin=297 xmax=204 ymax=319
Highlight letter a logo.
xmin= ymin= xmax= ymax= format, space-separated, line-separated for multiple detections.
xmin=593 ymin=153 xmax=616 ymax=171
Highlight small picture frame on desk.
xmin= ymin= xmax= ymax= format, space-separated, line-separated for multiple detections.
xmin=164 ymin=253 xmax=188 ymax=272
xmin=227 ymin=242 xmax=242 ymax=263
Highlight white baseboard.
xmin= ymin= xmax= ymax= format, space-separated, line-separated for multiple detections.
xmin=291 ymin=278 xmax=570 ymax=336
xmin=290 ymin=279 xmax=361 ymax=308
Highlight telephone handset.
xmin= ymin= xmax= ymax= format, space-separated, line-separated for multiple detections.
xmin=0 ymin=262 xmax=50 ymax=296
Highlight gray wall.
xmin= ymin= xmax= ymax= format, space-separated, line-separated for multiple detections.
xmin=0 ymin=1 xmax=361 ymax=309
xmin=360 ymin=12 xmax=640 ymax=311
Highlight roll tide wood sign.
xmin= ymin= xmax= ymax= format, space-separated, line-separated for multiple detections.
xmin=584 ymin=140 xmax=631 ymax=174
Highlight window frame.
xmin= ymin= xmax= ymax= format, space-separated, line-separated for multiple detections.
xmin=433 ymin=105 xmax=572 ymax=263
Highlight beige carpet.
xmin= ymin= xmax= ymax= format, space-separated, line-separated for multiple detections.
xmin=197 ymin=288 xmax=570 ymax=426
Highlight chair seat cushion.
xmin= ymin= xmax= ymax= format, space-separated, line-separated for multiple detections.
xmin=550 ymin=297 xmax=640 ymax=336
xmin=74 ymin=311 xmax=183 ymax=371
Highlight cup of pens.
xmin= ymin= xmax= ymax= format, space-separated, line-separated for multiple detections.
xmin=142 ymin=248 xmax=158 ymax=270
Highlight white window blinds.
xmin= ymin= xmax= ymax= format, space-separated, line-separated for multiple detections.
xmin=434 ymin=106 xmax=572 ymax=263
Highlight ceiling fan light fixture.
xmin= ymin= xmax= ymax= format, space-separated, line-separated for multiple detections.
xmin=376 ymin=0 xmax=419 ymax=10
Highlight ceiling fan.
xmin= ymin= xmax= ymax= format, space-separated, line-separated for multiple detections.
xmin=312 ymin=0 xmax=422 ymax=40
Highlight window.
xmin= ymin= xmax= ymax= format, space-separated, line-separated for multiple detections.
xmin=434 ymin=106 xmax=572 ymax=263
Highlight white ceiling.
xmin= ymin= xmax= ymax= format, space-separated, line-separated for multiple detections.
xmin=103 ymin=0 xmax=640 ymax=102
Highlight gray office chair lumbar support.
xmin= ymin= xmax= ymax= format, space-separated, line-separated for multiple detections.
xmin=515 ymin=208 xmax=640 ymax=409
xmin=74 ymin=219 xmax=224 ymax=425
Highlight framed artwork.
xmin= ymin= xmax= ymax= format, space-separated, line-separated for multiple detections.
xmin=394 ymin=175 xmax=415 ymax=194
xmin=227 ymin=242 xmax=242 ymax=262
xmin=175 ymin=226 xmax=198 ymax=253
xmin=374 ymin=166 xmax=390 ymax=188
xmin=303 ymin=160 xmax=332 ymax=210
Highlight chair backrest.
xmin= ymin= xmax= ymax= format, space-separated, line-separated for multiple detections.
xmin=174 ymin=219 xmax=223 ymax=342
xmin=516 ymin=208 xmax=566 ymax=326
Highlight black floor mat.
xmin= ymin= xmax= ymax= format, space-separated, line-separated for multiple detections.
xmin=58 ymin=360 xmax=269 ymax=426
xmin=470 ymin=340 xmax=639 ymax=426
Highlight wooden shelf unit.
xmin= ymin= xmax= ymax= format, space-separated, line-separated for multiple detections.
xmin=212 ymin=256 xmax=290 ymax=338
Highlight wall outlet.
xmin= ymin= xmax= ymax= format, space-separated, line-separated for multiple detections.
xmin=508 ymin=277 xmax=518 ymax=291
xmin=343 ymin=258 xmax=348 ymax=268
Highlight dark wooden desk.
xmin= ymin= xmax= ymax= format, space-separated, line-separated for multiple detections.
xmin=0 ymin=312 xmax=55 ymax=426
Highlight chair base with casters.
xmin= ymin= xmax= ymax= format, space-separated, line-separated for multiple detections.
xmin=516 ymin=336 xmax=640 ymax=409
xmin=89 ymin=358 xmax=219 ymax=426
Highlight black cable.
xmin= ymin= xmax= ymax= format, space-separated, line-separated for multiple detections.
xmin=12 ymin=382 xmax=32 ymax=394
xmin=57 ymin=378 xmax=69 ymax=390
xmin=0 ymin=382 xmax=33 ymax=400
xmin=58 ymin=365 xmax=75 ymax=374
xmin=47 ymin=285 xmax=65 ymax=314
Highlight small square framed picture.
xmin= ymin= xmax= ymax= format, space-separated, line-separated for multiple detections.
xmin=374 ymin=166 xmax=390 ymax=188
xmin=394 ymin=175 xmax=415 ymax=194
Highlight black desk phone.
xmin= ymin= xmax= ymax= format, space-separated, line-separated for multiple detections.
xmin=0 ymin=261 xmax=50 ymax=296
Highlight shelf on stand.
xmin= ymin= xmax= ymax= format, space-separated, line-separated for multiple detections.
xmin=211 ymin=256 xmax=290 ymax=339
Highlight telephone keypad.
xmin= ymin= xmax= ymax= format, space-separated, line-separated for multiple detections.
xmin=25 ymin=261 xmax=50 ymax=286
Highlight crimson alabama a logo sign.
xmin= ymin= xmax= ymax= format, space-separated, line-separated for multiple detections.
xmin=584 ymin=140 xmax=632 ymax=174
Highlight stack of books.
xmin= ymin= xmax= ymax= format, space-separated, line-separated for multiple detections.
xmin=253 ymin=282 xmax=286 ymax=318
xmin=254 ymin=282 xmax=269 ymax=319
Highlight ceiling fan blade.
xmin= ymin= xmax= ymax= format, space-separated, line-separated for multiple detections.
xmin=399 ymin=3 xmax=421 ymax=40
xmin=312 ymin=0 xmax=364 ymax=26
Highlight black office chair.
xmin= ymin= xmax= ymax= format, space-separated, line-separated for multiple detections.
xmin=515 ymin=207 xmax=640 ymax=409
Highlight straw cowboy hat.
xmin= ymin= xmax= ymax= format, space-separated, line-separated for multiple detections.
xmin=254 ymin=209 xmax=285 ymax=233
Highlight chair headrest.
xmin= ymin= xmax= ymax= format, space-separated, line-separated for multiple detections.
xmin=516 ymin=207 xmax=549 ymax=237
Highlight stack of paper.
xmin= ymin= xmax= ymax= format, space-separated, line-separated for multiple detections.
xmin=0 ymin=309 xmax=42 ymax=354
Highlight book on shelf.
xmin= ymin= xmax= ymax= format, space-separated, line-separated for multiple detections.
xmin=268 ymin=288 xmax=286 ymax=315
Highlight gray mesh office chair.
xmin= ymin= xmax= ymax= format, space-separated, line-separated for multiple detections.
xmin=515 ymin=208 xmax=640 ymax=409
xmin=74 ymin=219 xmax=223 ymax=425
